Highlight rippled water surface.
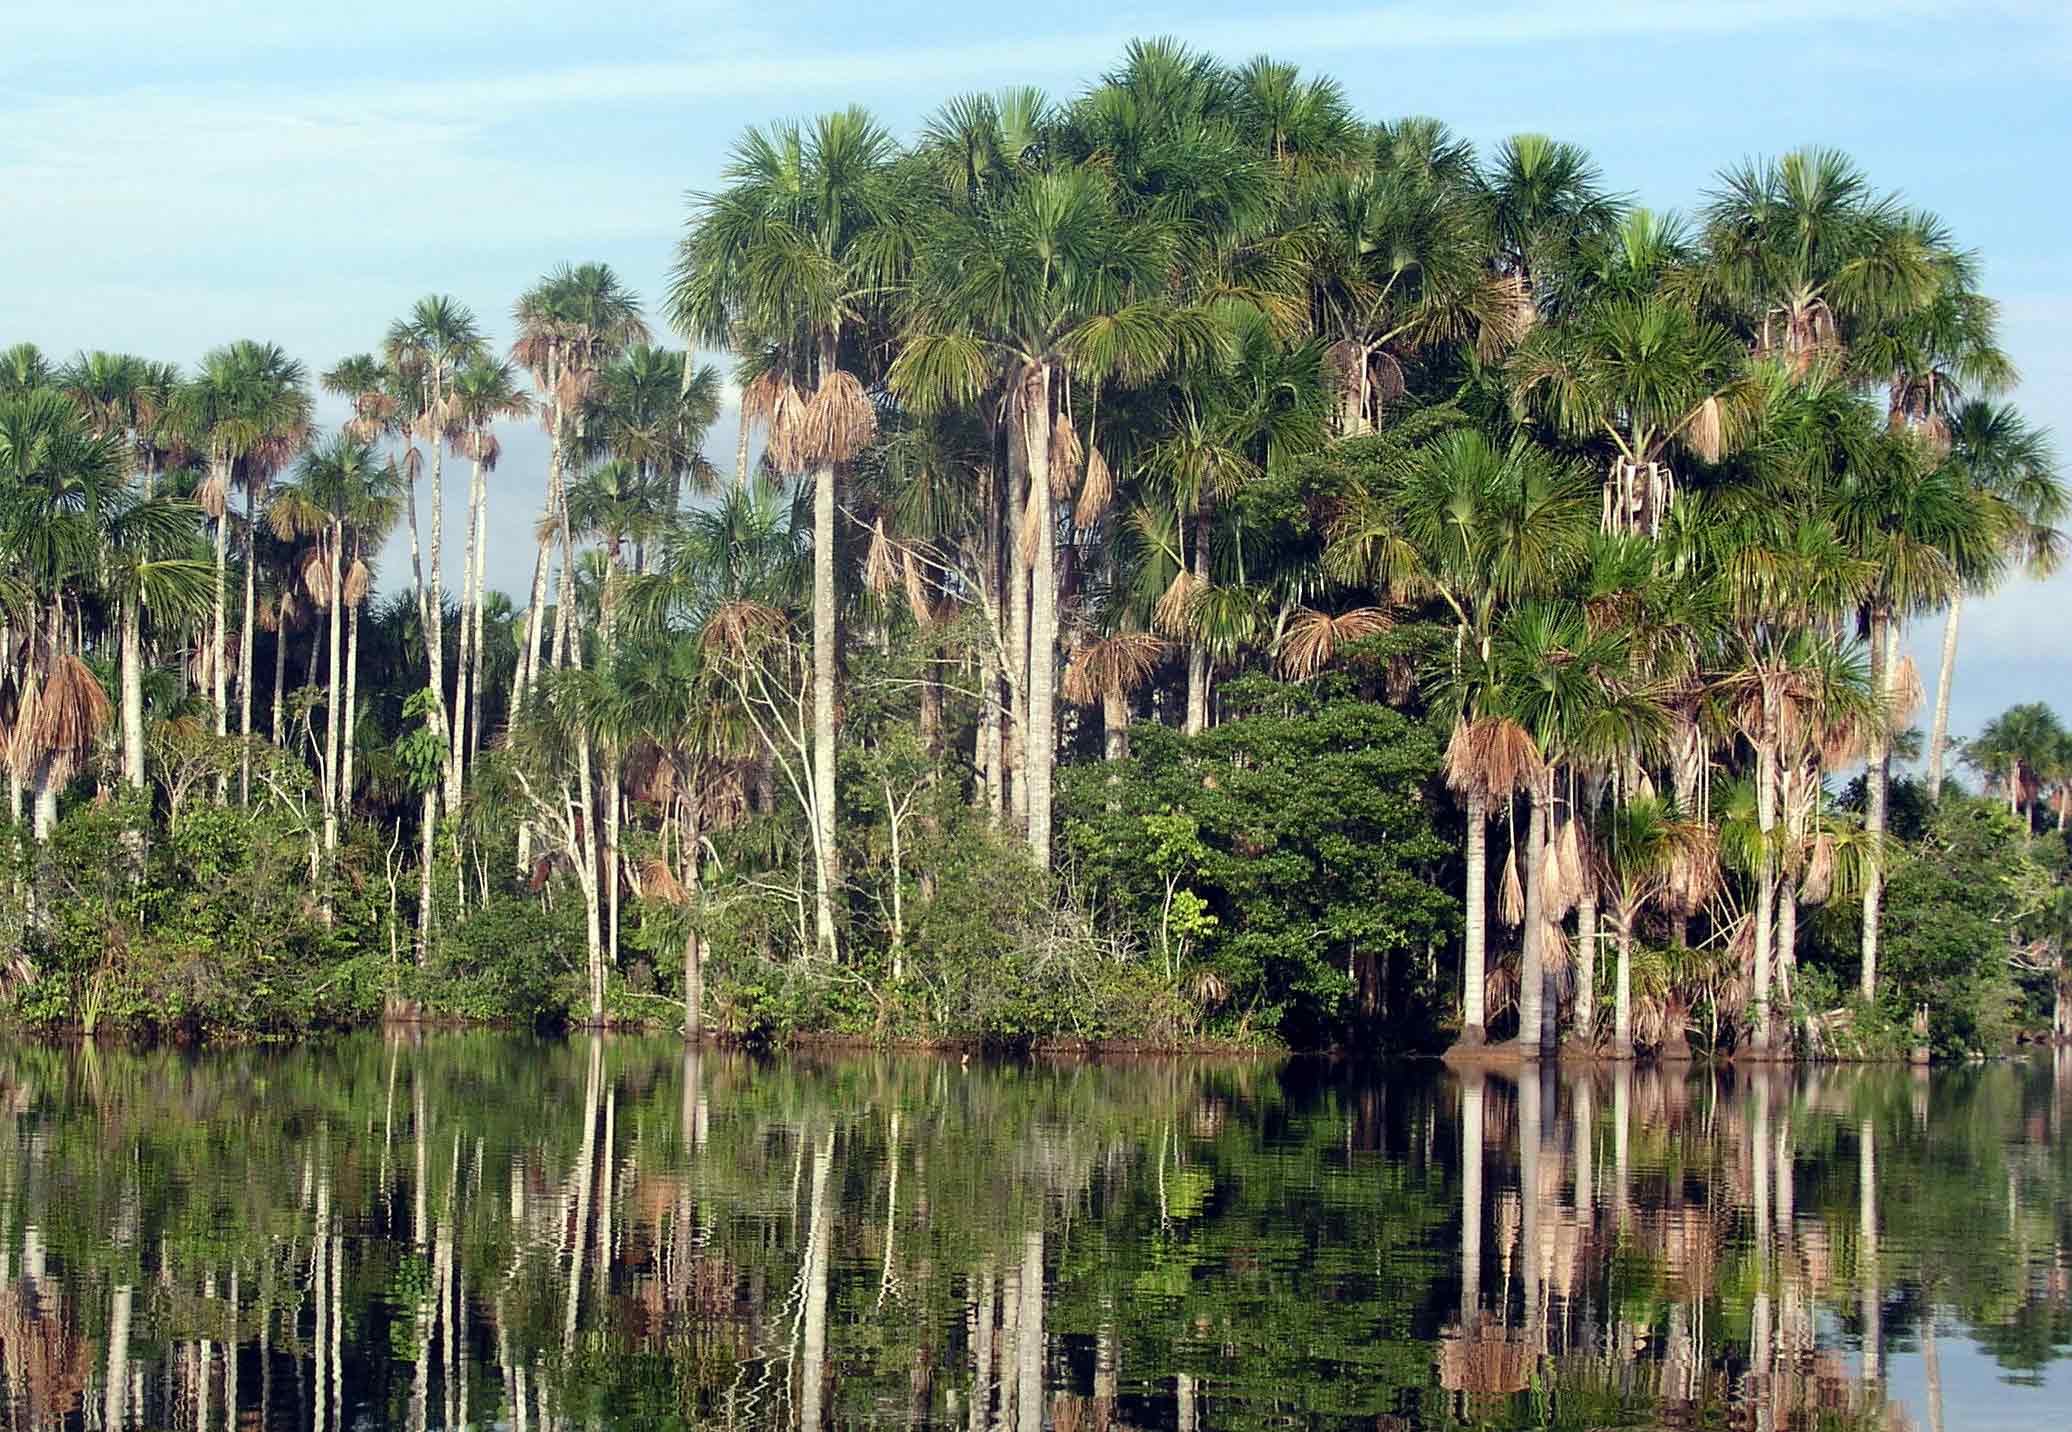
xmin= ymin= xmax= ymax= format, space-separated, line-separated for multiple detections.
xmin=2 ymin=1036 xmax=2069 ymax=1430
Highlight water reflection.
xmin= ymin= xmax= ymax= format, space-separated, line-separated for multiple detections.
xmin=0 ymin=1037 xmax=2067 ymax=1430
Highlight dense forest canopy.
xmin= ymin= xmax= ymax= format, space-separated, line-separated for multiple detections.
xmin=2 ymin=39 xmax=2068 ymax=1053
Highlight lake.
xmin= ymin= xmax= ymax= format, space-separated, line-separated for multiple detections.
xmin=0 ymin=1036 xmax=2067 ymax=1430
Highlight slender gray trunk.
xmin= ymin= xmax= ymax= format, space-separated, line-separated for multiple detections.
xmin=121 ymin=595 xmax=145 ymax=789
xmin=1862 ymin=611 xmax=1890 ymax=1003
xmin=324 ymin=523 xmax=343 ymax=856
xmin=1516 ymin=783 xmax=1552 ymax=1055
xmin=1614 ymin=914 xmax=1635 ymax=1058
xmin=343 ymin=582 xmax=362 ymax=827
xmin=1754 ymin=735 xmax=1779 ymax=1053
xmin=1459 ymin=1071 xmax=1484 ymax=1325
xmin=1460 ymin=789 xmax=1488 ymax=1044
xmin=1926 ymin=591 xmax=1961 ymax=800
xmin=1025 ymin=367 xmax=1057 ymax=866
xmin=810 ymin=341 xmax=841 ymax=957
xmin=1185 ymin=506 xmax=1210 ymax=736
xmin=239 ymin=482 xmax=260 ymax=803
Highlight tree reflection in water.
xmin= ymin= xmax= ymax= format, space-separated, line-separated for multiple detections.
xmin=0 ymin=1036 xmax=2066 ymax=1430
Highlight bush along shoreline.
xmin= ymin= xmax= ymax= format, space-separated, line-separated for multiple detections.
xmin=6 ymin=40 xmax=2071 ymax=1058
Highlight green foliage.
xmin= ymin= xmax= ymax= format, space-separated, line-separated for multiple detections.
xmin=1061 ymin=676 xmax=1456 ymax=1048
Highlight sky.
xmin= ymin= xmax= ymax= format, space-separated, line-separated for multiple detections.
xmin=6 ymin=0 xmax=2069 ymax=761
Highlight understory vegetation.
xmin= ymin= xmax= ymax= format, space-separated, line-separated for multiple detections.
xmin=3 ymin=40 xmax=2069 ymax=1053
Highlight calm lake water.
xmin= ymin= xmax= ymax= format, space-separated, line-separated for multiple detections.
xmin=1 ymin=1037 xmax=2068 ymax=1430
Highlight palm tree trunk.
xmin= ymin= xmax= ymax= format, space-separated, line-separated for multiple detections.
xmin=1614 ymin=912 xmax=1635 ymax=1058
xmin=121 ymin=594 xmax=145 ymax=790
xmin=1185 ymin=506 xmax=1210 ymax=736
xmin=1576 ymin=884 xmax=1599 ymax=1044
xmin=417 ymin=787 xmax=436 ymax=964
xmin=1102 ymin=688 xmax=1128 ymax=763
xmin=1926 ymin=591 xmax=1962 ymax=800
xmin=1777 ymin=877 xmax=1799 ymax=1053
xmin=800 ymin=1125 xmax=836 ymax=1432
xmin=1518 ymin=779 xmax=1552 ymax=1056
xmin=270 ymin=603 xmax=288 ymax=747
xmin=239 ymin=482 xmax=261 ymax=803
xmin=428 ymin=389 xmax=455 ymax=808
xmin=734 ymin=399 xmax=751 ymax=491
xmin=468 ymin=463 xmax=489 ymax=765
xmin=810 ymin=342 xmax=841 ymax=960
xmin=1862 ymin=610 xmax=1890 ymax=1004
xmin=1753 ymin=731 xmax=1780 ymax=1055
xmin=324 ymin=525 xmax=343 ymax=857
xmin=212 ymin=458 xmax=230 ymax=753
xmin=1459 ymin=789 xmax=1488 ymax=1045
xmin=980 ymin=462 xmax=1005 ymax=822
xmin=1007 ymin=450 xmax=1030 ymax=834
xmin=1025 ymin=367 xmax=1057 ymax=867
xmin=450 ymin=445 xmax=484 ymax=808
xmin=603 ymin=570 xmax=623 ymax=978
xmin=343 ymin=582 xmax=362 ymax=828
xmin=1458 ymin=1070 xmax=1484 ymax=1324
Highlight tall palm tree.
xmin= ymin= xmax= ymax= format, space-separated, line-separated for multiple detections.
xmin=1924 ymin=403 xmax=2063 ymax=798
xmin=1702 ymin=148 xmax=1943 ymax=374
xmin=672 ymin=109 xmax=899 ymax=951
xmin=172 ymin=342 xmax=312 ymax=782
xmin=1593 ymin=795 xmax=1712 ymax=1058
xmin=1509 ymin=294 xmax=1752 ymax=535
xmin=0 ymin=387 xmax=120 ymax=837
xmin=1832 ymin=426 xmax=1994 ymax=1002
xmin=386 ymin=295 xmax=485 ymax=814
xmin=1331 ymin=425 xmax=1596 ymax=1048
xmin=1967 ymin=703 xmax=2064 ymax=828
xmin=445 ymin=355 xmax=531 ymax=797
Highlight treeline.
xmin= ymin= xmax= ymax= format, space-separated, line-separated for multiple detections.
xmin=2 ymin=39 xmax=2068 ymax=1052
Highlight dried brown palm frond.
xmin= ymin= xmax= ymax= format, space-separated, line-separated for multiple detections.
xmin=799 ymin=370 xmax=877 ymax=466
xmin=301 ymin=549 xmax=335 ymax=607
xmin=344 ymin=558 xmax=372 ymax=609
xmin=1370 ymin=349 xmax=1408 ymax=408
xmin=700 ymin=600 xmax=787 ymax=657
xmin=1016 ymin=478 xmax=1044 ymax=569
xmin=1048 ymin=420 xmax=1084 ymax=501
xmin=642 ymin=858 xmax=688 ymax=906
xmin=1542 ymin=842 xmax=1578 ymax=920
xmin=863 ymin=517 xmax=898 ymax=597
xmin=196 ymin=470 xmax=229 ymax=519
xmin=1078 ymin=444 xmax=1115 ymax=525
xmin=1555 ymin=815 xmax=1585 ymax=906
xmin=1800 ymin=832 xmax=1837 ymax=907
xmin=900 ymin=550 xmax=933 ymax=626
xmin=1474 ymin=273 xmax=1538 ymax=362
xmin=400 ymin=445 xmax=424 ymax=485
xmin=11 ymin=654 xmax=112 ymax=781
xmin=1152 ymin=568 xmax=1205 ymax=638
xmin=1886 ymin=653 xmax=1923 ymax=727
xmin=761 ymin=376 xmax=810 ymax=473
xmin=1275 ymin=606 xmax=1392 ymax=679
xmin=1498 ymin=843 xmax=1525 ymax=928
xmin=1688 ymin=395 xmax=1725 ymax=463
xmin=1541 ymin=917 xmax=1573 ymax=977
xmin=1063 ymin=631 xmax=1169 ymax=705
xmin=474 ymin=432 xmax=503 ymax=472
xmin=1663 ymin=825 xmax=1722 ymax=915
xmin=1444 ymin=715 xmax=1545 ymax=802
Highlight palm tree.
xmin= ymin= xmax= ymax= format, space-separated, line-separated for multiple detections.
xmin=510 ymin=265 xmax=650 ymax=713
xmin=1832 ymin=425 xmax=1995 ymax=1002
xmin=1924 ymin=403 xmax=2063 ymax=798
xmin=172 ymin=342 xmax=312 ymax=782
xmin=672 ymin=109 xmax=899 ymax=951
xmin=1967 ymin=703 xmax=2064 ymax=828
xmin=1331 ymin=425 xmax=1596 ymax=1048
xmin=1488 ymin=601 xmax=1666 ymax=1056
xmin=445 ymin=356 xmax=531 ymax=798
xmin=0 ymin=387 xmax=120 ymax=838
xmin=1702 ymin=148 xmax=1943 ymax=374
xmin=1593 ymin=796 xmax=1712 ymax=1058
xmin=386 ymin=295 xmax=486 ymax=815
xmin=1481 ymin=132 xmax=1621 ymax=303
xmin=1509 ymin=294 xmax=1752 ymax=535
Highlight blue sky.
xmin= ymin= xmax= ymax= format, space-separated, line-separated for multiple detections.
xmin=6 ymin=1 xmax=2069 ymax=760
